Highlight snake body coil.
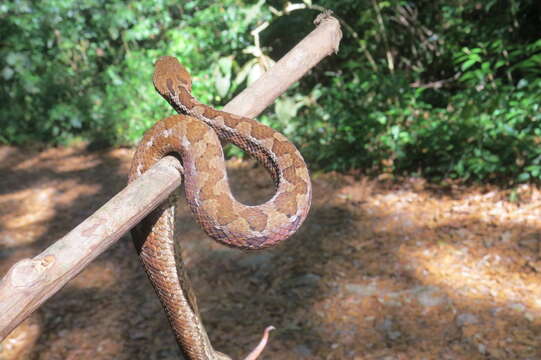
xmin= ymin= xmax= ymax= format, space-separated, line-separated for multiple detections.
xmin=129 ymin=56 xmax=311 ymax=359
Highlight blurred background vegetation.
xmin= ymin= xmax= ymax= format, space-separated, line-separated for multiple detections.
xmin=1 ymin=0 xmax=540 ymax=183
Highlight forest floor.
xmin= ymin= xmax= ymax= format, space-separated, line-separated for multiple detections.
xmin=1 ymin=144 xmax=541 ymax=360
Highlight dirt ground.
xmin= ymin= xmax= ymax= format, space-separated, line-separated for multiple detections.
xmin=1 ymin=144 xmax=541 ymax=360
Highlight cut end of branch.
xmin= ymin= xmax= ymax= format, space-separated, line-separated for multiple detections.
xmin=314 ymin=11 xmax=342 ymax=54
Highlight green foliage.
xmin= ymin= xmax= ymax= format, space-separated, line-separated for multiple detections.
xmin=284 ymin=0 xmax=541 ymax=183
xmin=1 ymin=0 xmax=541 ymax=184
xmin=0 ymin=0 xmax=271 ymax=145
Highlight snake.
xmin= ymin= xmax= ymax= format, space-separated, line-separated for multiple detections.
xmin=128 ymin=56 xmax=312 ymax=360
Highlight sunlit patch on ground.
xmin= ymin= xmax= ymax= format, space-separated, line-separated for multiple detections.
xmin=1 ymin=146 xmax=541 ymax=359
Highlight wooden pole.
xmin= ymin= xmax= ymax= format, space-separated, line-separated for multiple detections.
xmin=0 ymin=13 xmax=342 ymax=340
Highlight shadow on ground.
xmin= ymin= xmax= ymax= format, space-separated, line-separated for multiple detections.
xmin=1 ymin=145 xmax=540 ymax=359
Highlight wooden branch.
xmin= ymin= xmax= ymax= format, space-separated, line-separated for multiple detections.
xmin=0 ymin=157 xmax=183 ymax=340
xmin=0 ymin=13 xmax=342 ymax=340
xmin=223 ymin=11 xmax=342 ymax=118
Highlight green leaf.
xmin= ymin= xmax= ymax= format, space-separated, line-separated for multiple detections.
xmin=518 ymin=173 xmax=530 ymax=182
xmin=461 ymin=58 xmax=480 ymax=71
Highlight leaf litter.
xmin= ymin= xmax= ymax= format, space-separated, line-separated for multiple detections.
xmin=1 ymin=145 xmax=541 ymax=359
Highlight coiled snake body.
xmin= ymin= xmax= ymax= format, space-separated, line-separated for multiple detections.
xmin=128 ymin=56 xmax=311 ymax=359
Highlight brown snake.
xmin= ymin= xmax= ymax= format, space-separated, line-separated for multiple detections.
xmin=128 ymin=56 xmax=312 ymax=359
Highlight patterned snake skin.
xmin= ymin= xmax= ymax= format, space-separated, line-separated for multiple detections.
xmin=128 ymin=56 xmax=312 ymax=359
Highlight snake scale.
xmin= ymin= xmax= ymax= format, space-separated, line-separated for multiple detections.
xmin=128 ymin=56 xmax=312 ymax=359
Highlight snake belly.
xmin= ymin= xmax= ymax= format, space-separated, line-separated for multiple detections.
xmin=128 ymin=56 xmax=311 ymax=359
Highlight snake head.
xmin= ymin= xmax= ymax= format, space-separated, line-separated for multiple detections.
xmin=153 ymin=56 xmax=192 ymax=97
